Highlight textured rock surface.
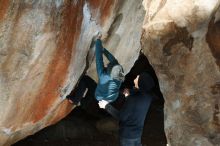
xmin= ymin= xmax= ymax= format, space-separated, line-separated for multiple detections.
xmin=142 ymin=0 xmax=220 ymax=145
xmin=0 ymin=0 xmax=144 ymax=145
xmin=1 ymin=0 xmax=220 ymax=146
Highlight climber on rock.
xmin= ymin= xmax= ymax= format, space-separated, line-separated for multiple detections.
xmin=67 ymin=32 xmax=124 ymax=107
xmin=95 ymin=32 xmax=125 ymax=103
xmin=98 ymin=72 xmax=156 ymax=146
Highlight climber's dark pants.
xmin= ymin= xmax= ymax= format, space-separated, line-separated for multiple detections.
xmin=67 ymin=75 xmax=125 ymax=116
xmin=67 ymin=75 xmax=97 ymax=109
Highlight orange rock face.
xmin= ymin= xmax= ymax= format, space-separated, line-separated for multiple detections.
xmin=0 ymin=0 xmax=145 ymax=145
xmin=0 ymin=1 xmax=85 ymax=145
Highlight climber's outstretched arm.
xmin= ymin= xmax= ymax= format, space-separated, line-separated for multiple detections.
xmin=95 ymin=39 xmax=105 ymax=77
xmin=103 ymin=48 xmax=118 ymax=65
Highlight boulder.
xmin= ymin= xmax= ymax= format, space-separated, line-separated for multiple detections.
xmin=0 ymin=0 xmax=144 ymax=145
xmin=142 ymin=0 xmax=220 ymax=145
